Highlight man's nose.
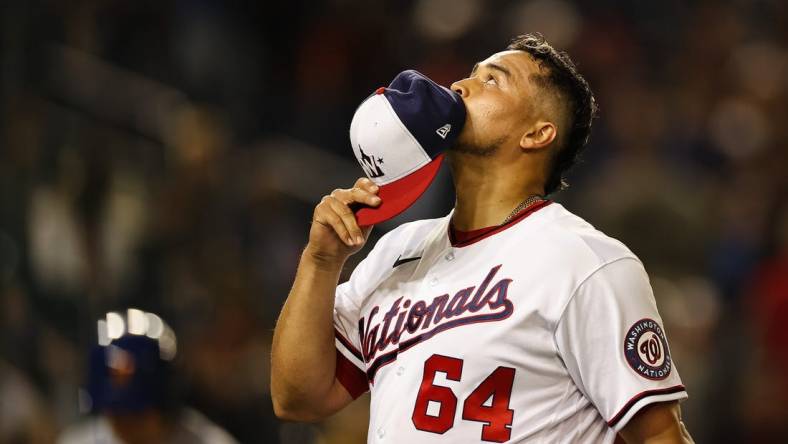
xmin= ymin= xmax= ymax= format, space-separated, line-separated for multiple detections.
xmin=451 ymin=79 xmax=470 ymax=98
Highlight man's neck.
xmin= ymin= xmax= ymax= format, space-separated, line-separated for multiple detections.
xmin=448 ymin=152 xmax=545 ymax=231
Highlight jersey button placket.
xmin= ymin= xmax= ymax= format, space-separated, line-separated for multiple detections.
xmin=423 ymin=252 xmax=445 ymax=289
xmin=376 ymin=427 xmax=386 ymax=440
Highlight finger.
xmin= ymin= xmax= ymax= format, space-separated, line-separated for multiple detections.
xmin=331 ymin=187 xmax=380 ymax=207
xmin=349 ymin=187 xmax=381 ymax=207
xmin=354 ymin=177 xmax=380 ymax=194
xmin=330 ymin=188 xmax=354 ymax=205
xmin=326 ymin=196 xmax=364 ymax=244
xmin=315 ymin=198 xmax=354 ymax=246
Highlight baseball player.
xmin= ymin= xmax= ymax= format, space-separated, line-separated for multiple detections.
xmin=59 ymin=309 xmax=238 ymax=444
xmin=271 ymin=34 xmax=693 ymax=443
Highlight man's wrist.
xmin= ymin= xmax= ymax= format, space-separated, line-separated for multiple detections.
xmin=302 ymin=245 xmax=348 ymax=273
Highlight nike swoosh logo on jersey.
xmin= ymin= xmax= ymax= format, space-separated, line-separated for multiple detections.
xmin=393 ymin=255 xmax=421 ymax=268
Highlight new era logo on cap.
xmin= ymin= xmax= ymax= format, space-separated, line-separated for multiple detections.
xmin=349 ymin=70 xmax=466 ymax=226
xmin=436 ymin=124 xmax=451 ymax=139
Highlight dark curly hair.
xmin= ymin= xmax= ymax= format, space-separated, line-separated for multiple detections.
xmin=507 ymin=34 xmax=597 ymax=195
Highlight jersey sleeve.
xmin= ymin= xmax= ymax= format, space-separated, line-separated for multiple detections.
xmin=333 ymin=278 xmax=369 ymax=399
xmin=555 ymin=257 xmax=687 ymax=432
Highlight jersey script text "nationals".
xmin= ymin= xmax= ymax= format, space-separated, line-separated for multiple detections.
xmin=359 ymin=265 xmax=514 ymax=370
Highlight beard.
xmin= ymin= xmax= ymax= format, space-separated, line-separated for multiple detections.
xmin=449 ymin=136 xmax=506 ymax=157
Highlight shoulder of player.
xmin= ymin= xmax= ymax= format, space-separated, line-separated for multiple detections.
xmin=56 ymin=417 xmax=113 ymax=443
xmin=536 ymin=203 xmax=640 ymax=269
xmin=368 ymin=216 xmax=447 ymax=256
xmin=177 ymin=408 xmax=239 ymax=444
xmin=347 ymin=216 xmax=447 ymax=281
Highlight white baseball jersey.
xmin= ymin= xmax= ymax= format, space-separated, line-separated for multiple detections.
xmin=333 ymin=201 xmax=687 ymax=443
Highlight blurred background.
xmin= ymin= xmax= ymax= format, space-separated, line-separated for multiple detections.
xmin=1 ymin=0 xmax=787 ymax=442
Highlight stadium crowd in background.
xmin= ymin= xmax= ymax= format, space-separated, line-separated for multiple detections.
xmin=1 ymin=0 xmax=787 ymax=442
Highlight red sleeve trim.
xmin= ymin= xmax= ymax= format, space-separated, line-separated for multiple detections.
xmin=607 ymin=385 xmax=686 ymax=428
xmin=335 ymin=349 xmax=369 ymax=399
xmin=334 ymin=328 xmax=363 ymax=361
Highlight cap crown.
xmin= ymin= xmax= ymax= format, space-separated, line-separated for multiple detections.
xmin=350 ymin=70 xmax=466 ymax=185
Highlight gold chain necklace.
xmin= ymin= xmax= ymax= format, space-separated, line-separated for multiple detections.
xmin=500 ymin=194 xmax=544 ymax=225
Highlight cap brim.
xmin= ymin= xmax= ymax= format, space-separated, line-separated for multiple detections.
xmin=355 ymin=154 xmax=445 ymax=226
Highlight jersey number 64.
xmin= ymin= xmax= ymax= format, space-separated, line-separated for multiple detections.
xmin=411 ymin=354 xmax=515 ymax=442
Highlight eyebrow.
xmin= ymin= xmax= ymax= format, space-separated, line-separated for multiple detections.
xmin=470 ymin=62 xmax=512 ymax=79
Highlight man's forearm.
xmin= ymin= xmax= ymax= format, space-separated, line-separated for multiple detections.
xmin=271 ymin=248 xmax=345 ymax=414
xmin=271 ymin=178 xmax=379 ymax=420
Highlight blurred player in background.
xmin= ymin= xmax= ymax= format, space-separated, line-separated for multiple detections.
xmin=58 ymin=309 xmax=237 ymax=444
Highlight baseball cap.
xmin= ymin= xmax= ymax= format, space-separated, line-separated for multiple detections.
xmin=87 ymin=309 xmax=177 ymax=413
xmin=350 ymin=70 xmax=466 ymax=226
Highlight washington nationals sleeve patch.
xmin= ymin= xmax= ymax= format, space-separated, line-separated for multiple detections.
xmin=624 ymin=318 xmax=672 ymax=380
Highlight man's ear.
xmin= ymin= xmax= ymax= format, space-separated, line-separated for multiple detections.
xmin=520 ymin=121 xmax=557 ymax=151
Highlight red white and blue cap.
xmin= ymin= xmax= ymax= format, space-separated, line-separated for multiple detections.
xmin=350 ymin=70 xmax=466 ymax=226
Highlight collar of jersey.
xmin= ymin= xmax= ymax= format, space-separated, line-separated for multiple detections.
xmin=448 ymin=199 xmax=553 ymax=248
